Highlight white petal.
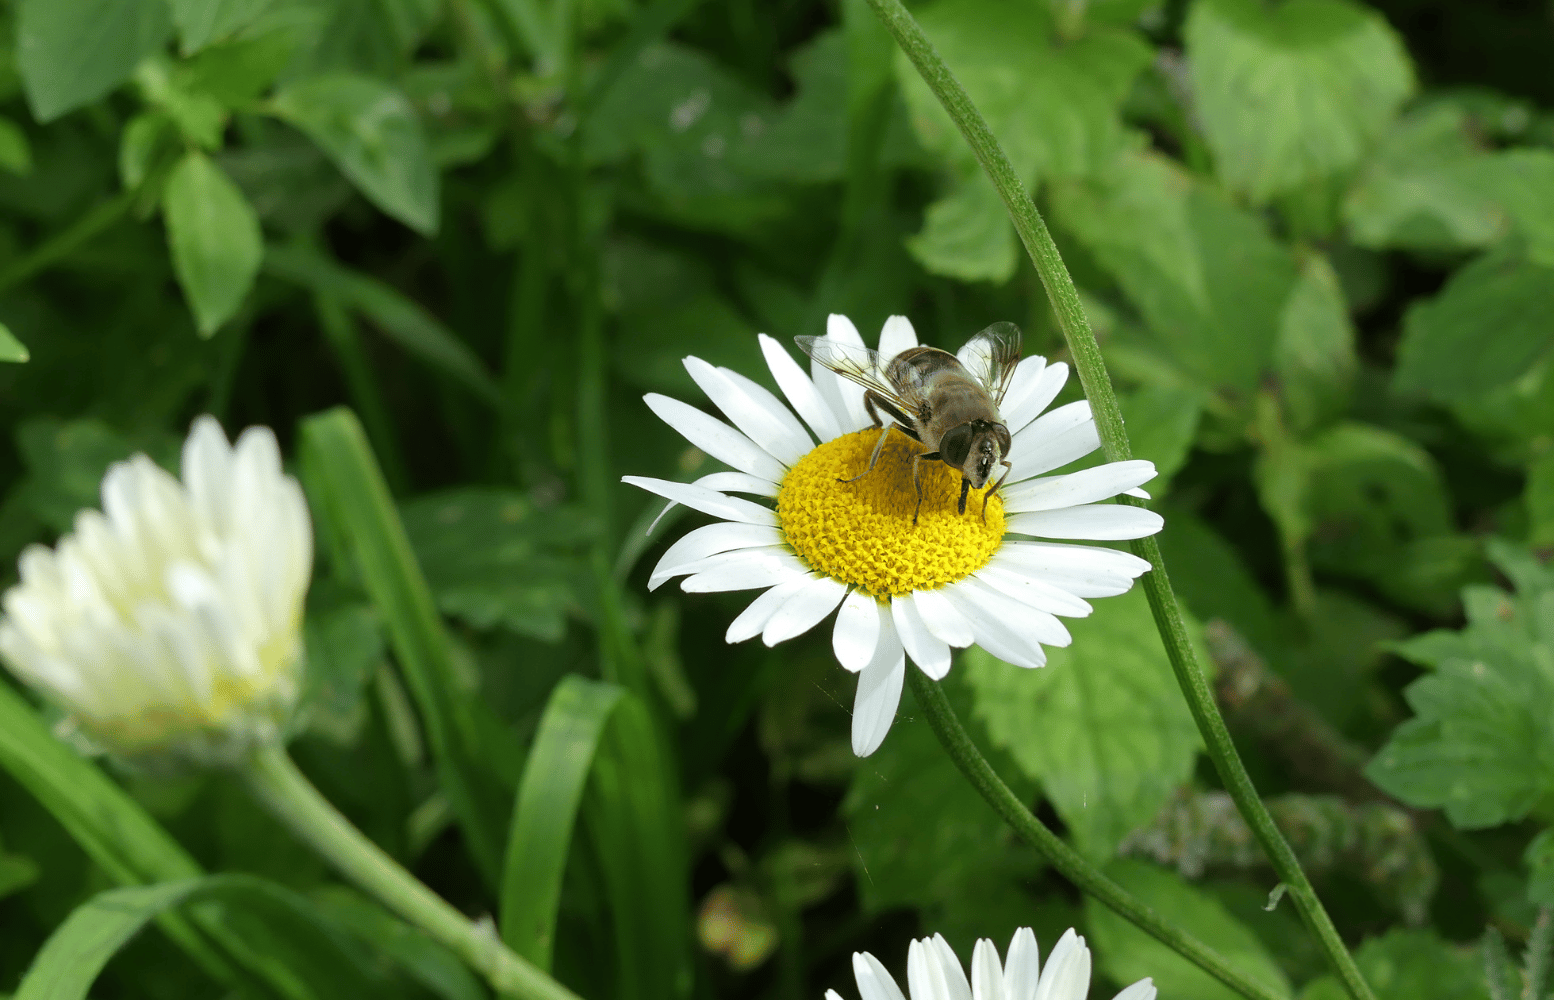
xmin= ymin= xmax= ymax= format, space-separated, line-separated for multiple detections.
xmin=970 ymin=564 xmax=1093 ymax=618
xmin=763 ymin=575 xmax=849 ymax=645
xmin=929 ymin=935 xmax=973 ymax=1000
xmin=181 ymin=415 xmax=232 ymax=539
xmin=826 ymin=991 xmax=848 ymax=1000
xmin=1110 ymin=981 xmax=1155 ymax=1000
xmin=833 ymin=590 xmax=881 ymax=672
xmin=855 ymin=952 xmax=909 ymax=1000
xmin=959 ymin=575 xmax=1072 ymax=647
xmin=759 ymin=333 xmax=841 ymax=442
xmin=644 ymin=471 xmax=776 ymax=536
xmin=726 ymin=579 xmax=809 ymax=643
xmin=1002 ymin=928 xmax=1039 ymax=1000
xmin=1007 ymin=504 xmax=1164 ymax=541
xmin=850 ymin=605 xmax=904 ymax=756
xmin=990 ymin=542 xmax=1151 ymax=599
xmin=622 ymin=477 xmax=778 ymax=526
xmin=999 ymin=359 xmax=1068 ymax=433
xmin=819 ymin=314 xmax=871 ymax=431
xmin=941 ymin=582 xmax=1046 ymax=668
xmin=907 ymin=940 xmax=943 ymax=1000
xmin=650 ymin=522 xmax=784 ymax=589
xmin=643 ymin=394 xmax=786 ymax=483
xmin=910 ymin=587 xmax=975 ymax=648
xmin=1006 ymin=401 xmax=1099 ymax=482
xmin=685 ymin=357 xmax=812 ymax=464
xmin=1125 ymin=487 xmax=1150 ymax=500
xmin=890 ymin=594 xmax=951 ymax=679
xmin=678 ymin=548 xmax=809 ymax=593
xmin=1002 ymin=461 xmax=1157 ymax=513
xmin=970 ymin=939 xmax=1003 ymax=1000
xmin=1035 ymin=930 xmax=1090 ymax=1000
xmin=877 ymin=315 xmax=918 ymax=366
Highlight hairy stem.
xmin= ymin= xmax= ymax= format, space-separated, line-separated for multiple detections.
xmin=240 ymin=745 xmax=582 ymax=1000
xmin=864 ymin=1 xmax=1373 ymax=996
xmin=909 ymin=672 xmax=1284 ymax=1000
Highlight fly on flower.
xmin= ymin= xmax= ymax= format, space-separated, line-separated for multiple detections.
xmin=623 ymin=315 xmax=1165 ymax=757
xmin=795 ymin=321 xmax=1021 ymax=524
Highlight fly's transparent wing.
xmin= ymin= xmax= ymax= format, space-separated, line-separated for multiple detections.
xmin=955 ymin=322 xmax=1023 ymax=404
xmin=794 ymin=335 xmax=924 ymax=417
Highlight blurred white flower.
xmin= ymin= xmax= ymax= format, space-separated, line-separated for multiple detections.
xmin=826 ymin=927 xmax=1154 ymax=1000
xmin=624 ymin=315 xmax=1161 ymax=756
xmin=0 ymin=416 xmax=313 ymax=767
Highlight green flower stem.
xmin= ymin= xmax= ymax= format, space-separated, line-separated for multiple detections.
xmin=909 ymin=671 xmax=1284 ymax=1000
xmin=240 ymin=744 xmax=582 ymax=1000
xmin=865 ymin=3 xmax=1374 ymax=998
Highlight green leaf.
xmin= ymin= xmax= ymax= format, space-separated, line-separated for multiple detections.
xmin=730 ymin=30 xmax=848 ymax=183
xmin=1485 ymin=149 xmax=1554 ymax=268
xmin=905 ymin=170 xmax=1017 ymax=283
xmin=265 ymin=241 xmax=501 ymax=407
xmin=1299 ymin=930 xmax=1484 ymax=1000
xmin=1185 ymin=0 xmax=1414 ymax=202
xmin=299 ymin=407 xmax=511 ymax=884
xmin=1366 ymin=546 xmax=1553 ymax=829
xmin=299 ymin=602 xmax=383 ymax=743
xmin=1275 ymin=250 xmax=1357 ymax=433
xmin=501 ymin=675 xmax=624 ymax=968
xmin=271 ymin=74 xmax=439 ymax=235
xmin=169 ymin=0 xmax=273 ymax=55
xmin=400 ymin=488 xmax=595 ymax=642
xmin=1051 ymin=149 xmax=1297 ymax=393
xmin=16 ymin=0 xmax=171 ymax=123
xmin=0 ymin=323 xmax=29 ymax=362
xmin=13 ymin=418 xmax=181 ymax=533
xmin=1118 ymin=386 xmax=1205 ymax=484
xmin=896 ymin=0 xmax=1152 ymax=184
xmin=309 ymin=885 xmax=489 ymax=1000
xmin=841 ymin=693 xmax=1049 ymax=955
xmin=1393 ymin=251 xmax=1553 ymax=405
xmin=966 ymin=588 xmax=1204 ymax=857
xmin=162 ymin=151 xmax=264 ymax=337
xmin=1088 ymin=860 xmax=1293 ymax=1000
xmin=119 ymin=112 xmax=173 ymax=190
xmin=1524 ymin=829 xmax=1553 ymax=909
xmin=0 ymin=117 xmax=34 ymax=175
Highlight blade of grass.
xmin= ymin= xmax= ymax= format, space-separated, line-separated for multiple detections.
xmin=866 ymin=2 xmax=1373 ymax=996
xmin=267 ymin=242 xmax=502 ymax=410
xmin=298 ymin=407 xmax=509 ymax=884
xmin=500 ymin=675 xmax=624 ymax=968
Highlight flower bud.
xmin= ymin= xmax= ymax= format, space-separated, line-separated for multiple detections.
xmin=0 ymin=416 xmax=313 ymax=768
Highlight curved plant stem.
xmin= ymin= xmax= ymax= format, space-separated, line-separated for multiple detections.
xmin=909 ymin=671 xmax=1284 ymax=1000
xmin=240 ymin=745 xmax=583 ymax=1000
xmin=865 ymin=2 xmax=1374 ymax=998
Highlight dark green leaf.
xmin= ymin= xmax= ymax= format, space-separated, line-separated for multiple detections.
xmin=905 ymin=170 xmax=1016 ymax=283
xmin=1394 ymin=251 xmax=1553 ymax=405
xmin=17 ymin=0 xmax=171 ymax=123
xmin=271 ymin=74 xmax=440 ymax=235
xmin=300 ymin=602 xmax=383 ymax=743
xmin=310 ymin=885 xmax=490 ymax=1000
xmin=169 ymin=0 xmax=273 ymax=55
xmin=967 ymin=589 xmax=1205 ymax=857
xmin=1276 ymin=250 xmax=1357 ymax=433
xmin=1185 ymin=0 xmax=1413 ymax=202
xmin=13 ymin=418 xmax=180 ymax=533
xmin=1087 ymin=860 xmax=1294 ymax=1000
xmin=1298 ymin=930 xmax=1484 ymax=1000
xmin=162 ymin=151 xmax=263 ymax=337
xmin=0 ymin=117 xmax=34 ymax=175
xmin=1119 ymin=385 xmax=1205 ymax=484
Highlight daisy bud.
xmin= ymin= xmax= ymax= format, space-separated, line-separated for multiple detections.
xmin=0 ymin=416 xmax=313 ymax=769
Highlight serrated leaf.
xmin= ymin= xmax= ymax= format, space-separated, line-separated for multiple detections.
xmin=1087 ymin=860 xmax=1294 ymax=1000
xmin=162 ymin=151 xmax=264 ymax=336
xmin=271 ymin=74 xmax=439 ymax=235
xmin=967 ymin=588 xmax=1204 ymax=857
xmin=1393 ymin=251 xmax=1553 ymax=405
xmin=896 ymin=0 xmax=1152 ymax=184
xmin=1051 ymin=149 xmax=1297 ymax=393
xmin=1366 ymin=547 xmax=1553 ymax=828
xmin=905 ymin=171 xmax=1017 ymax=283
xmin=1185 ymin=0 xmax=1414 ymax=202
xmin=16 ymin=0 xmax=171 ymax=123
xmin=1298 ymin=930 xmax=1484 ymax=1000
xmin=1276 ymin=250 xmax=1357 ymax=433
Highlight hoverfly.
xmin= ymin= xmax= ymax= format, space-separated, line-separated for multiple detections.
xmin=795 ymin=322 xmax=1021 ymax=525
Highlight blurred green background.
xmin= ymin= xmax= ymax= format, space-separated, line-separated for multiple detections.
xmin=0 ymin=0 xmax=1551 ymax=997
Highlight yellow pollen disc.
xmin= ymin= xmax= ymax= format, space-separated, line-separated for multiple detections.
xmin=777 ymin=428 xmax=1006 ymax=599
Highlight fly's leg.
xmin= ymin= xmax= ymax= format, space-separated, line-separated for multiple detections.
xmin=957 ymin=477 xmax=971 ymax=515
xmin=911 ymin=452 xmax=940 ymax=525
xmin=839 ymin=392 xmax=907 ymax=484
xmin=980 ymin=460 xmax=1013 ymax=523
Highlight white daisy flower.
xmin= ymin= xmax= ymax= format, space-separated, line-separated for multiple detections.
xmin=827 ymin=926 xmax=1155 ymax=1000
xmin=0 ymin=416 xmax=313 ymax=769
xmin=624 ymin=314 xmax=1162 ymax=756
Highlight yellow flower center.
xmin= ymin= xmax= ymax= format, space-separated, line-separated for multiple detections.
xmin=777 ymin=428 xmax=1005 ymax=598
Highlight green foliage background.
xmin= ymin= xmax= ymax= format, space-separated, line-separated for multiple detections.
xmin=0 ymin=0 xmax=1551 ymax=997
